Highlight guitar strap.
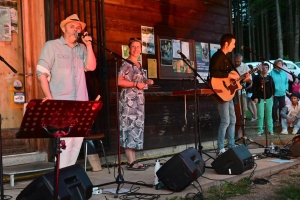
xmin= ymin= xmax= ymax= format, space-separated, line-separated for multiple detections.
xmin=225 ymin=55 xmax=240 ymax=76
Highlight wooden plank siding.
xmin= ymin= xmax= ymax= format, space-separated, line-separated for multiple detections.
xmin=103 ymin=0 xmax=231 ymax=154
xmin=0 ymin=0 xmax=46 ymax=155
xmin=0 ymin=0 xmax=24 ymax=129
xmin=43 ymin=0 xmax=232 ymax=156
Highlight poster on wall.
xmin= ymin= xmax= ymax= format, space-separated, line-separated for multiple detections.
xmin=157 ymin=36 xmax=195 ymax=79
xmin=0 ymin=0 xmax=18 ymax=33
xmin=147 ymin=58 xmax=157 ymax=78
xmin=172 ymin=39 xmax=181 ymax=59
xmin=195 ymin=42 xmax=209 ymax=83
xmin=172 ymin=59 xmax=193 ymax=73
xmin=172 ymin=40 xmax=193 ymax=74
xmin=210 ymin=43 xmax=220 ymax=58
xmin=181 ymin=41 xmax=190 ymax=60
xmin=160 ymin=39 xmax=173 ymax=66
xmin=0 ymin=6 xmax=11 ymax=41
xmin=141 ymin=26 xmax=155 ymax=55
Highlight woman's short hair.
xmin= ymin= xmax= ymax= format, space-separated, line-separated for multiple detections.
xmin=128 ymin=37 xmax=142 ymax=47
xmin=273 ymin=59 xmax=283 ymax=68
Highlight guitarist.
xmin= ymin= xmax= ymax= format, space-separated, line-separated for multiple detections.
xmin=209 ymin=33 xmax=250 ymax=156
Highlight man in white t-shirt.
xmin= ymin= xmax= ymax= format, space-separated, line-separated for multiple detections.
xmin=234 ymin=53 xmax=252 ymax=119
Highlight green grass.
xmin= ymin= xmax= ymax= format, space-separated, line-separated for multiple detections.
xmin=167 ymin=171 xmax=300 ymax=200
xmin=167 ymin=178 xmax=252 ymax=200
xmin=166 ymin=196 xmax=202 ymax=200
xmin=273 ymin=173 xmax=300 ymax=200
xmin=204 ymin=177 xmax=251 ymax=200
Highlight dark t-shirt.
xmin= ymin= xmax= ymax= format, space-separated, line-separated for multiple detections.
xmin=209 ymin=49 xmax=234 ymax=78
xmin=251 ymin=74 xmax=275 ymax=102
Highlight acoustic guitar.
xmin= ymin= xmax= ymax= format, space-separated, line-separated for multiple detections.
xmin=210 ymin=66 xmax=259 ymax=102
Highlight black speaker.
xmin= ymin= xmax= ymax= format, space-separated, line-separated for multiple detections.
xmin=156 ymin=147 xmax=205 ymax=192
xmin=17 ymin=164 xmax=93 ymax=200
xmin=290 ymin=139 xmax=300 ymax=157
xmin=211 ymin=145 xmax=254 ymax=175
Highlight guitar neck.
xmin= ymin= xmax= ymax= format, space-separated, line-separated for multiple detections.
xmin=238 ymin=67 xmax=258 ymax=81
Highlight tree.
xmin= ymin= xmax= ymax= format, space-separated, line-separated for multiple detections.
xmin=288 ymin=0 xmax=294 ymax=60
xmin=233 ymin=0 xmax=300 ymax=61
xmin=275 ymin=0 xmax=283 ymax=58
xmin=295 ymin=0 xmax=299 ymax=61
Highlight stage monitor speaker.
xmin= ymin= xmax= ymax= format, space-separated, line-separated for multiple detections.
xmin=156 ymin=147 xmax=205 ymax=192
xmin=17 ymin=164 xmax=93 ymax=200
xmin=290 ymin=139 xmax=300 ymax=157
xmin=211 ymin=145 xmax=254 ymax=175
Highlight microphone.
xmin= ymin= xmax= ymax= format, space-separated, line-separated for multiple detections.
xmin=0 ymin=55 xmax=17 ymax=73
xmin=177 ymin=50 xmax=187 ymax=59
xmin=75 ymin=32 xmax=89 ymax=38
xmin=241 ymin=46 xmax=252 ymax=51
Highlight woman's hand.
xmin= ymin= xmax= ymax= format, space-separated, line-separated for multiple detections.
xmin=136 ymin=82 xmax=146 ymax=89
xmin=146 ymin=79 xmax=154 ymax=85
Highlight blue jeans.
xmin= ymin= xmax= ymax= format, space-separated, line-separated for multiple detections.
xmin=281 ymin=118 xmax=300 ymax=130
xmin=273 ymin=96 xmax=285 ymax=122
xmin=217 ymin=100 xmax=236 ymax=151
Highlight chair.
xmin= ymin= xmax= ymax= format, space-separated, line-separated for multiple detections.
xmin=83 ymin=133 xmax=110 ymax=173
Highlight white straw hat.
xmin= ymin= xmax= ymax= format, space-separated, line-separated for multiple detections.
xmin=60 ymin=14 xmax=86 ymax=30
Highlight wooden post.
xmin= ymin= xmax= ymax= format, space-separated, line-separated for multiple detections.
xmin=22 ymin=1 xmax=48 ymax=153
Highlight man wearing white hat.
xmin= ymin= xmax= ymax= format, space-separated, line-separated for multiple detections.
xmin=36 ymin=14 xmax=96 ymax=168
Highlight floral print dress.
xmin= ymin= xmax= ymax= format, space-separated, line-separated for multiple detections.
xmin=119 ymin=61 xmax=147 ymax=150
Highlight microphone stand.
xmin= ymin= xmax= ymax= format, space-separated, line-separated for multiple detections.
xmin=260 ymin=66 xmax=289 ymax=159
xmin=89 ymin=41 xmax=152 ymax=197
xmin=178 ymin=54 xmax=217 ymax=162
xmin=0 ymin=55 xmax=17 ymax=73
xmin=234 ymin=80 xmax=265 ymax=148
xmin=0 ymin=114 xmax=3 ymax=200
xmin=0 ymin=56 xmax=16 ymax=200
xmin=242 ymin=47 xmax=276 ymax=149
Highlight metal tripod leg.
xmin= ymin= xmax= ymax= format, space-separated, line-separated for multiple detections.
xmin=235 ymin=136 xmax=265 ymax=148
xmin=231 ymin=93 xmax=265 ymax=148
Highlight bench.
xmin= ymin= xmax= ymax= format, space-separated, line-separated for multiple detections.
xmin=3 ymin=152 xmax=54 ymax=186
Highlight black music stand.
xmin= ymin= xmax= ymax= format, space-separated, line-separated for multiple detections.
xmin=16 ymin=99 xmax=103 ymax=200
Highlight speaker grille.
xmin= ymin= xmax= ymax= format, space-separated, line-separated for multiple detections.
xmin=156 ymin=148 xmax=205 ymax=191
xmin=290 ymin=140 xmax=300 ymax=157
xmin=212 ymin=145 xmax=254 ymax=175
xmin=17 ymin=164 xmax=92 ymax=200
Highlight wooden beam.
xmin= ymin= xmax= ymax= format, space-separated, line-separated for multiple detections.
xmin=22 ymin=0 xmax=45 ymax=101
xmin=22 ymin=0 xmax=49 ymax=153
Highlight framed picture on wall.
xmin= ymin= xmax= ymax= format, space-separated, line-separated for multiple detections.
xmin=157 ymin=36 xmax=195 ymax=79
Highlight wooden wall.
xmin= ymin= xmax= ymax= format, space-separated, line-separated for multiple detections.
xmin=15 ymin=0 xmax=233 ymax=157
xmin=104 ymin=0 xmax=232 ymax=154
xmin=0 ymin=0 xmax=29 ymax=155
xmin=0 ymin=0 xmax=24 ymax=129
xmin=1 ymin=1 xmax=47 ymax=155
xmin=0 ymin=0 xmax=232 ymax=156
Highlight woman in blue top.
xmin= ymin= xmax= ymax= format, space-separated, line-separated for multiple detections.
xmin=270 ymin=59 xmax=289 ymax=124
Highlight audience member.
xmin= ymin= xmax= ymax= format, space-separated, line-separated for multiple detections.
xmin=270 ymin=59 xmax=289 ymax=124
xmin=280 ymin=93 xmax=300 ymax=134
xmin=234 ymin=53 xmax=252 ymax=120
xmin=290 ymin=77 xmax=300 ymax=96
xmin=246 ymin=64 xmax=257 ymax=121
xmin=252 ymin=63 xmax=275 ymax=136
